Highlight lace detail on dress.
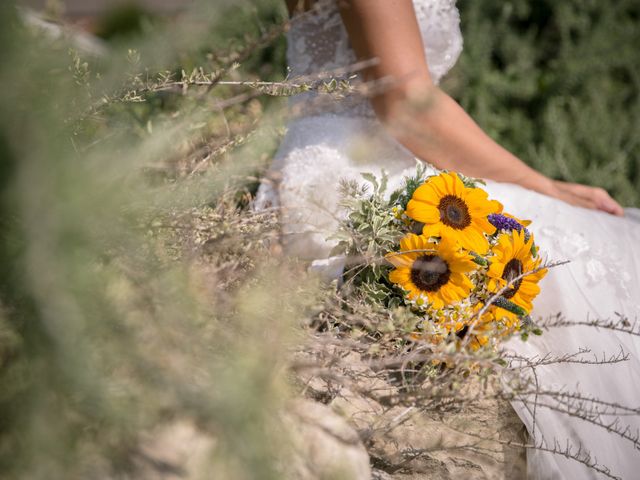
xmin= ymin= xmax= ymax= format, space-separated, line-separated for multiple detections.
xmin=286 ymin=0 xmax=463 ymax=119
xmin=288 ymin=1 xmax=356 ymax=77
xmin=538 ymin=226 xmax=635 ymax=305
xmin=413 ymin=0 xmax=464 ymax=81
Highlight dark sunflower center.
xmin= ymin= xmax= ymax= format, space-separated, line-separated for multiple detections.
xmin=502 ymin=258 xmax=523 ymax=299
xmin=410 ymin=255 xmax=451 ymax=292
xmin=438 ymin=195 xmax=472 ymax=229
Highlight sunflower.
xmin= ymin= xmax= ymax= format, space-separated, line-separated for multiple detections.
xmin=463 ymin=304 xmax=520 ymax=350
xmin=386 ymin=233 xmax=477 ymax=309
xmin=467 ymin=329 xmax=490 ymax=351
xmin=487 ymin=229 xmax=547 ymax=313
xmin=405 ymin=172 xmax=503 ymax=254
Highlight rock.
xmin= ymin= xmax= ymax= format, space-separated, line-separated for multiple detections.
xmin=294 ymin=349 xmax=528 ymax=480
xmin=283 ymin=398 xmax=372 ymax=480
xmin=134 ymin=420 xmax=216 ymax=480
xmin=118 ymin=400 xmax=371 ymax=480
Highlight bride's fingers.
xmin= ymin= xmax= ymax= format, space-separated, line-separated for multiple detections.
xmin=593 ymin=191 xmax=625 ymax=216
xmin=576 ymin=184 xmax=624 ymax=216
xmin=564 ymin=191 xmax=624 ymax=216
xmin=554 ymin=181 xmax=624 ymax=216
xmin=554 ymin=190 xmax=595 ymax=210
xmin=569 ymin=196 xmax=597 ymax=211
xmin=554 ymin=181 xmax=594 ymax=198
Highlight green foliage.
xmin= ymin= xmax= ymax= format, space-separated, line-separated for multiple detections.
xmin=0 ymin=1 xmax=297 ymax=478
xmin=394 ymin=163 xmax=429 ymax=210
xmin=454 ymin=0 xmax=640 ymax=206
xmin=331 ymin=174 xmax=404 ymax=308
xmin=95 ymin=4 xmax=157 ymax=41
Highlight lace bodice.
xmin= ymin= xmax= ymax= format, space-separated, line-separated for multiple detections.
xmin=287 ymin=0 xmax=463 ymax=118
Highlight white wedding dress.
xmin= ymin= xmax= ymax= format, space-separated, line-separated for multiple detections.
xmin=256 ymin=1 xmax=640 ymax=478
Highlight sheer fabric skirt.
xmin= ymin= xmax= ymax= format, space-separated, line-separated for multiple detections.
xmin=256 ymin=114 xmax=640 ymax=479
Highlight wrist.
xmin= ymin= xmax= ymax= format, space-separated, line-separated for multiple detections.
xmin=519 ymin=172 xmax=556 ymax=197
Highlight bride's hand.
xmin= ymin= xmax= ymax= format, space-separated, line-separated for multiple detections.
xmin=548 ymin=180 xmax=624 ymax=216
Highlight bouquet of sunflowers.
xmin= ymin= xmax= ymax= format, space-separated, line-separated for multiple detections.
xmin=332 ymin=167 xmax=547 ymax=351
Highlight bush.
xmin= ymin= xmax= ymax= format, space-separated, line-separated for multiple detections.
xmin=454 ymin=0 xmax=640 ymax=206
xmin=0 ymin=1 xmax=295 ymax=478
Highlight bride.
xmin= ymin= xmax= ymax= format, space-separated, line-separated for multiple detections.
xmin=256 ymin=0 xmax=640 ymax=478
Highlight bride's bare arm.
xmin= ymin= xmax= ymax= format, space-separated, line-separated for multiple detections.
xmin=338 ymin=0 xmax=623 ymax=216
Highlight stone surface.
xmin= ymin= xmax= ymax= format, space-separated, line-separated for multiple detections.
xmin=330 ymin=383 xmax=527 ymax=480
xmin=283 ymin=398 xmax=372 ymax=480
xmin=296 ymin=348 xmax=528 ymax=480
xmin=129 ymin=400 xmax=371 ymax=480
xmin=134 ymin=420 xmax=216 ymax=480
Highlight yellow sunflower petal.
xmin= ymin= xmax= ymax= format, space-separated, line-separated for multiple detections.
xmin=488 ymin=262 xmax=505 ymax=278
xmin=429 ymin=295 xmax=444 ymax=309
xmin=410 ymin=182 xmax=441 ymax=206
xmin=399 ymin=233 xmax=418 ymax=251
xmin=421 ymin=222 xmax=442 ymax=238
xmin=386 ymin=252 xmax=413 ymax=268
xmin=430 ymin=174 xmax=453 ymax=197
xmin=448 ymin=172 xmax=465 ymax=196
xmin=459 ymin=225 xmax=490 ymax=254
xmin=473 ymin=216 xmax=498 ymax=235
xmin=517 ymin=281 xmax=540 ymax=296
xmin=389 ymin=268 xmax=411 ymax=284
xmin=406 ymin=202 xmax=440 ymax=224
xmin=464 ymin=186 xmax=489 ymax=204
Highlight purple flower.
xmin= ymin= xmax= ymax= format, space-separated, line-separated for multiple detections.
xmin=488 ymin=213 xmax=527 ymax=233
